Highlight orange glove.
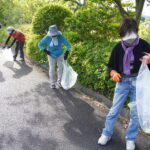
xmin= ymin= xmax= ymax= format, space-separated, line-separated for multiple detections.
xmin=110 ymin=70 xmax=121 ymax=82
xmin=145 ymin=53 xmax=150 ymax=64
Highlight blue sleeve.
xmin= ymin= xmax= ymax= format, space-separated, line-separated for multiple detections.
xmin=38 ymin=36 xmax=48 ymax=51
xmin=61 ymin=35 xmax=71 ymax=51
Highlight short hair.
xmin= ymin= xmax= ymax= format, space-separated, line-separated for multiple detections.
xmin=119 ymin=18 xmax=138 ymax=38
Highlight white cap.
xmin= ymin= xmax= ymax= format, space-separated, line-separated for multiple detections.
xmin=7 ymin=26 xmax=15 ymax=34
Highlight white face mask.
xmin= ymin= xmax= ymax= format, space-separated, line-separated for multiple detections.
xmin=122 ymin=32 xmax=138 ymax=42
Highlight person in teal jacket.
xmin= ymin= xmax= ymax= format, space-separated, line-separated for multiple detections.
xmin=38 ymin=25 xmax=71 ymax=89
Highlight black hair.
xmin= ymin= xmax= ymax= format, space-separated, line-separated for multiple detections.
xmin=119 ymin=18 xmax=138 ymax=38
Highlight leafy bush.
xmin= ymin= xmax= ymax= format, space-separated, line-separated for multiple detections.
xmin=139 ymin=22 xmax=150 ymax=42
xmin=26 ymin=34 xmax=48 ymax=64
xmin=63 ymin=31 xmax=81 ymax=43
xmin=0 ymin=26 xmax=8 ymax=45
xmin=18 ymin=24 xmax=32 ymax=41
xmin=68 ymin=40 xmax=117 ymax=98
xmin=32 ymin=4 xmax=72 ymax=35
xmin=65 ymin=2 xmax=119 ymax=41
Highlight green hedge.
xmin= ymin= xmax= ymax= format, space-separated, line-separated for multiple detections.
xmin=32 ymin=4 xmax=72 ymax=35
xmin=0 ymin=27 xmax=8 ymax=45
xmin=139 ymin=22 xmax=150 ymax=42
xmin=68 ymin=40 xmax=117 ymax=98
xmin=65 ymin=3 xmax=119 ymax=41
xmin=26 ymin=34 xmax=48 ymax=64
xmin=24 ymin=26 xmax=116 ymax=98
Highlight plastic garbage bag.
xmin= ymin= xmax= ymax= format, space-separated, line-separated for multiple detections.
xmin=61 ymin=60 xmax=78 ymax=90
xmin=2 ymin=48 xmax=14 ymax=61
xmin=136 ymin=60 xmax=150 ymax=133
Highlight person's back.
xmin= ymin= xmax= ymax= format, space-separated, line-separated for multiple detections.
xmin=9 ymin=30 xmax=25 ymax=42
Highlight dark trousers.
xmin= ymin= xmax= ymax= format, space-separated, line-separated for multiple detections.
xmin=14 ymin=41 xmax=25 ymax=59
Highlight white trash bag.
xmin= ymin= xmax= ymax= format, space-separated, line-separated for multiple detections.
xmin=136 ymin=59 xmax=150 ymax=133
xmin=61 ymin=61 xmax=78 ymax=90
xmin=2 ymin=48 xmax=14 ymax=61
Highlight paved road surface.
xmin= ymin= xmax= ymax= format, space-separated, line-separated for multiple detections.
xmin=0 ymin=48 xmax=127 ymax=150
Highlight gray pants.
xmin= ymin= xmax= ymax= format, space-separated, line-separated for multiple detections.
xmin=48 ymin=54 xmax=64 ymax=85
xmin=14 ymin=41 xmax=25 ymax=59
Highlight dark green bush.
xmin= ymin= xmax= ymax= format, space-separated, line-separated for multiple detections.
xmin=68 ymin=40 xmax=117 ymax=99
xmin=32 ymin=4 xmax=72 ymax=35
xmin=63 ymin=31 xmax=81 ymax=43
xmin=139 ymin=23 xmax=150 ymax=42
xmin=0 ymin=27 xmax=8 ymax=45
xmin=26 ymin=34 xmax=48 ymax=64
xmin=65 ymin=3 xmax=119 ymax=41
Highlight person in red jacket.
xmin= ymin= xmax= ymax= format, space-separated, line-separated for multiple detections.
xmin=3 ymin=26 xmax=25 ymax=61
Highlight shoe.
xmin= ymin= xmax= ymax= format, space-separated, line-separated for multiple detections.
xmin=98 ymin=134 xmax=111 ymax=145
xmin=20 ymin=58 xmax=24 ymax=61
xmin=57 ymin=82 xmax=62 ymax=88
xmin=126 ymin=141 xmax=135 ymax=150
xmin=50 ymin=84 xmax=56 ymax=89
xmin=13 ymin=56 xmax=16 ymax=61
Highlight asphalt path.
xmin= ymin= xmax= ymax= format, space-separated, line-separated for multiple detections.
xmin=0 ymin=48 xmax=127 ymax=150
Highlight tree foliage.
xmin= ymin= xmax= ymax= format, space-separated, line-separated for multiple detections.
xmin=0 ymin=0 xmax=145 ymax=26
xmin=67 ymin=0 xmax=146 ymax=24
xmin=68 ymin=40 xmax=116 ymax=98
xmin=18 ymin=0 xmax=65 ymax=24
xmin=65 ymin=1 xmax=121 ymax=41
xmin=113 ymin=0 xmax=145 ymax=24
xmin=0 ymin=0 xmax=14 ymax=24
xmin=32 ymin=4 xmax=72 ymax=34
xmin=0 ymin=0 xmax=66 ymax=25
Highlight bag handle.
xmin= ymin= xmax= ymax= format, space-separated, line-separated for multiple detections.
xmin=138 ymin=62 xmax=149 ymax=76
xmin=64 ymin=60 xmax=69 ymax=67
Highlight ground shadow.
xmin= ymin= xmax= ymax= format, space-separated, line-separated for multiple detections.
xmin=0 ymin=129 xmax=58 ymax=150
xmin=25 ymin=82 xmax=126 ymax=150
xmin=0 ymin=71 xmax=5 ymax=82
xmin=3 ymin=61 xmax=14 ymax=69
xmin=5 ymin=82 xmax=126 ymax=150
xmin=3 ymin=61 xmax=33 ymax=79
xmin=53 ymin=89 xmax=126 ymax=150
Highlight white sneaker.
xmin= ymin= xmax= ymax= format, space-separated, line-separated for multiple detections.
xmin=126 ymin=140 xmax=135 ymax=150
xmin=98 ymin=134 xmax=111 ymax=145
